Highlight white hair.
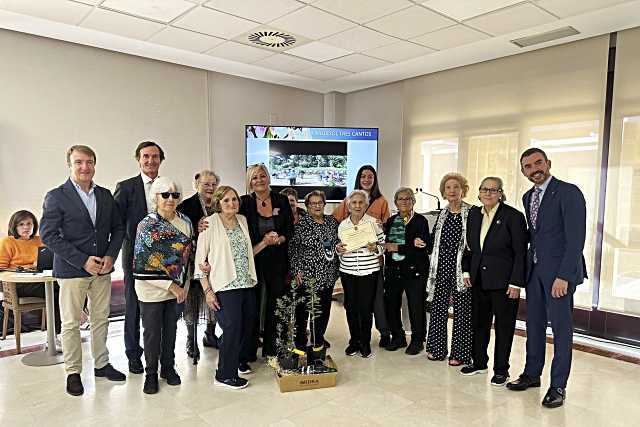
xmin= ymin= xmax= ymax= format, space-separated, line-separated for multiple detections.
xmin=148 ymin=176 xmax=183 ymax=211
xmin=347 ymin=189 xmax=369 ymax=208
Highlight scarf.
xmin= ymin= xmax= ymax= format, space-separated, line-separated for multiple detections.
xmin=133 ymin=211 xmax=193 ymax=286
xmin=426 ymin=201 xmax=471 ymax=302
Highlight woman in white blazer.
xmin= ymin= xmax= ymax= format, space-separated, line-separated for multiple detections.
xmin=194 ymin=185 xmax=258 ymax=390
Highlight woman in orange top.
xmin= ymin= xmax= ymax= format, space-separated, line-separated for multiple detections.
xmin=0 ymin=210 xmax=61 ymax=333
xmin=332 ymin=165 xmax=392 ymax=347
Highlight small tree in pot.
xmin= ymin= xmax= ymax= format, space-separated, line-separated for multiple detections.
xmin=275 ymin=280 xmax=304 ymax=370
xmin=304 ymin=277 xmax=326 ymax=362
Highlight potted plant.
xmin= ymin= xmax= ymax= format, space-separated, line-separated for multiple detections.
xmin=304 ymin=277 xmax=326 ymax=362
xmin=275 ymin=280 xmax=304 ymax=371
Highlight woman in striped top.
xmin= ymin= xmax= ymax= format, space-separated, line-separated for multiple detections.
xmin=336 ymin=190 xmax=384 ymax=358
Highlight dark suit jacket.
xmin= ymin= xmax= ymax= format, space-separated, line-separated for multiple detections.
xmin=239 ymin=191 xmax=294 ymax=275
xmin=384 ymin=213 xmax=432 ymax=279
xmin=114 ymin=174 xmax=148 ymax=274
xmin=40 ymin=178 xmax=124 ymax=278
xmin=177 ymin=193 xmax=206 ymax=239
xmin=523 ymin=176 xmax=588 ymax=285
xmin=462 ymin=203 xmax=528 ymax=290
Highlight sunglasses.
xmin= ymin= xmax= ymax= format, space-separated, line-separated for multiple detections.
xmin=160 ymin=192 xmax=180 ymax=199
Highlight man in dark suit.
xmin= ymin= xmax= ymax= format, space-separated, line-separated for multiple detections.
xmin=460 ymin=177 xmax=528 ymax=387
xmin=114 ymin=141 xmax=164 ymax=374
xmin=507 ymin=148 xmax=587 ymax=408
xmin=40 ymin=145 xmax=126 ymax=396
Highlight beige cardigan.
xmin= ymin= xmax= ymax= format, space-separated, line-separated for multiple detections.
xmin=194 ymin=213 xmax=257 ymax=292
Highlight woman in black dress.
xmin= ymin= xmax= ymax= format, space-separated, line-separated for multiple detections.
xmin=426 ymin=173 xmax=473 ymax=366
xmin=240 ymin=164 xmax=294 ymax=358
xmin=176 ymin=170 xmax=220 ymax=360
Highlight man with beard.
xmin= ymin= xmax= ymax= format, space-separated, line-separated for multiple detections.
xmin=114 ymin=141 xmax=165 ymax=374
xmin=507 ymin=148 xmax=587 ymax=409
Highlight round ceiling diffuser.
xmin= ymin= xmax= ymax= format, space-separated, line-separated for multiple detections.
xmin=248 ymin=31 xmax=296 ymax=48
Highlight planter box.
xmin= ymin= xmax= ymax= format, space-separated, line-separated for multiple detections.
xmin=275 ymin=356 xmax=337 ymax=393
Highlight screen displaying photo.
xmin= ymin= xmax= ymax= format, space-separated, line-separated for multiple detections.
xmin=246 ymin=126 xmax=378 ymax=201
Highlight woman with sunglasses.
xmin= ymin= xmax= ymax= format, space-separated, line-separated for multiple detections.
xmin=133 ymin=177 xmax=192 ymax=394
xmin=194 ymin=186 xmax=257 ymax=390
xmin=177 ymin=170 xmax=221 ymax=360
xmin=459 ymin=177 xmax=527 ymax=386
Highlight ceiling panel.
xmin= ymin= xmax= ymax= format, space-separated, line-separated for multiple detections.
xmin=285 ymin=41 xmax=352 ymax=62
xmin=321 ymin=26 xmax=397 ymax=52
xmin=101 ymin=0 xmax=195 ymax=23
xmin=149 ymin=26 xmax=224 ymax=52
xmin=72 ymin=0 xmax=102 ymax=4
xmin=313 ymin=0 xmax=413 ymax=24
xmin=422 ymin=0 xmax=523 ymax=21
xmin=269 ymin=6 xmax=355 ymax=40
xmin=295 ymin=64 xmax=351 ymax=81
xmin=464 ymin=3 xmax=557 ymax=36
xmin=80 ymin=8 xmax=165 ymax=40
xmin=0 ymin=0 xmax=91 ymax=25
xmin=173 ymin=6 xmax=259 ymax=39
xmin=204 ymin=0 xmax=303 ymax=24
xmin=324 ymin=53 xmax=390 ymax=73
xmin=206 ymin=40 xmax=274 ymax=63
xmin=412 ymin=24 xmax=489 ymax=50
xmin=364 ymin=40 xmax=435 ymax=63
xmin=535 ymin=0 xmax=632 ymax=18
xmin=366 ymin=5 xmax=456 ymax=39
xmin=253 ymin=53 xmax=317 ymax=73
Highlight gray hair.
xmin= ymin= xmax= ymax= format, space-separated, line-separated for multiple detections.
xmin=480 ymin=176 xmax=507 ymax=202
xmin=393 ymin=187 xmax=416 ymax=204
xmin=347 ymin=189 xmax=369 ymax=208
xmin=149 ymin=176 xmax=183 ymax=211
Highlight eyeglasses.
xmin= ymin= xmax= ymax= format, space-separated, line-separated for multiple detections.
xmin=160 ymin=192 xmax=180 ymax=199
xmin=308 ymin=201 xmax=325 ymax=207
xmin=479 ymin=187 xmax=502 ymax=195
xmin=396 ymin=197 xmax=413 ymax=202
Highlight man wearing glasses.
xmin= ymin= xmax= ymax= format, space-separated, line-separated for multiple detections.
xmin=114 ymin=141 xmax=165 ymax=375
xmin=40 ymin=145 xmax=126 ymax=396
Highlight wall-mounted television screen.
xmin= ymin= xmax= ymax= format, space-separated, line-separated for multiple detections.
xmin=245 ymin=125 xmax=378 ymax=202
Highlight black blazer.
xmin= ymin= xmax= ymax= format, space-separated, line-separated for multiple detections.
xmin=462 ymin=203 xmax=528 ymax=290
xmin=239 ymin=191 xmax=294 ymax=273
xmin=383 ymin=213 xmax=432 ymax=279
xmin=40 ymin=179 xmax=124 ymax=278
xmin=114 ymin=174 xmax=148 ymax=273
xmin=523 ymin=176 xmax=588 ymax=285
xmin=177 ymin=193 xmax=206 ymax=239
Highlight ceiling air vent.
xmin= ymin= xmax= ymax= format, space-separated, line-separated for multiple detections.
xmin=248 ymin=31 xmax=296 ymax=48
xmin=511 ymin=26 xmax=580 ymax=48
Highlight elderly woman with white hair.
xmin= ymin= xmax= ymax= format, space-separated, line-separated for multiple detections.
xmin=133 ymin=176 xmax=193 ymax=394
xmin=335 ymin=190 xmax=384 ymax=358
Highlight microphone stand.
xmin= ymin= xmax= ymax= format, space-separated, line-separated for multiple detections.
xmin=415 ymin=187 xmax=441 ymax=212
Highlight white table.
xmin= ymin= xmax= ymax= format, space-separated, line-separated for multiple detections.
xmin=0 ymin=272 xmax=64 ymax=366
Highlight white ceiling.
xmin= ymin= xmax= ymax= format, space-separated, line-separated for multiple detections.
xmin=1 ymin=0 xmax=639 ymax=94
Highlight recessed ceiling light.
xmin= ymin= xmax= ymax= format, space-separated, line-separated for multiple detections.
xmin=248 ymin=31 xmax=296 ymax=48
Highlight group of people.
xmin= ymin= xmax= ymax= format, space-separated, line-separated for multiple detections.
xmin=1 ymin=141 xmax=586 ymax=410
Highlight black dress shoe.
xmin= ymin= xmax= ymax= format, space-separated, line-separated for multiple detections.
xmin=542 ymin=387 xmax=566 ymax=408
xmin=186 ymin=340 xmax=200 ymax=359
xmin=345 ymin=344 xmax=360 ymax=356
xmin=160 ymin=368 xmax=181 ymax=386
xmin=129 ymin=359 xmax=144 ymax=375
xmin=143 ymin=374 xmax=159 ymax=394
xmin=95 ymin=363 xmax=126 ymax=382
xmin=405 ymin=340 xmax=424 ymax=355
xmin=323 ymin=339 xmax=331 ymax=349
xmin=506 ymin=374 xmax=541 ymax=391
xmin=202 ymin=334 xmax=219 ymax=349
xmin=386 ymin=337 xmax=407 ymax=352
xmin=379 ymin=335 xmax=391 ymax=348
xmin=66 ymin=373 xmax=84 ymax=396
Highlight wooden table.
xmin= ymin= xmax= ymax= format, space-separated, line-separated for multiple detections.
xmin=0 ymin=271 xmax=64 ymax=366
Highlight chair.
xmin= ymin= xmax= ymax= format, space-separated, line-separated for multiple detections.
xmin=1 ymin=281 xmax=46 ymax=353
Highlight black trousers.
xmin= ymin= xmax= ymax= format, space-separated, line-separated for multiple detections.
xmin=215 ymin=288 xmax=256 ymax=381
xmin=472 ymin=284 xmax=519 ymax=375
xmin=123 ymin=270 xmax=143 ymax=361
xmin=140 ymin=299 xmax=177 ymax=375
xmin=340 ymin=272 xmax=377 ymax=347
xmin=261 ymin=267 xmax=288 ymax=357
xmin=373 ymin=270 xmax=390 ymax=337
xmin=16 ymin=283 xmax=62 ymax=334
xmin=384 ymin=272 xmax=426 ymax=342
xmin=295 ymin=285 xmax=333 ymax=349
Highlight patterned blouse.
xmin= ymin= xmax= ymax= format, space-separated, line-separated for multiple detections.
xmin=220 ymin=224 xmax=253 ymax=292
xmin=289 ymin=213 xmax=340 ymax=290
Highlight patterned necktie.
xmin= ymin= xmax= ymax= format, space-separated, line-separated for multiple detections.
xmin=530 ymin=187 xmax=541 ymax=230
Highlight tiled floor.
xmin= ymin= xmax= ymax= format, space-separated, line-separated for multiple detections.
xmin=1 ymin=302 xmax=639 ymax=426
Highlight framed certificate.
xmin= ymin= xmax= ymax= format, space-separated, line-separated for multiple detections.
xmin=339 ymin=221 xmax=378 ymax=252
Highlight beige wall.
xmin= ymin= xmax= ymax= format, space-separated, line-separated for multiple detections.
xmin=208 ymin=72 xmax=324 ymax=192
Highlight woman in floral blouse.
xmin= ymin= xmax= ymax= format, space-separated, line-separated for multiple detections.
xmin=288 ymin=190 xmax=340 ymax=352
